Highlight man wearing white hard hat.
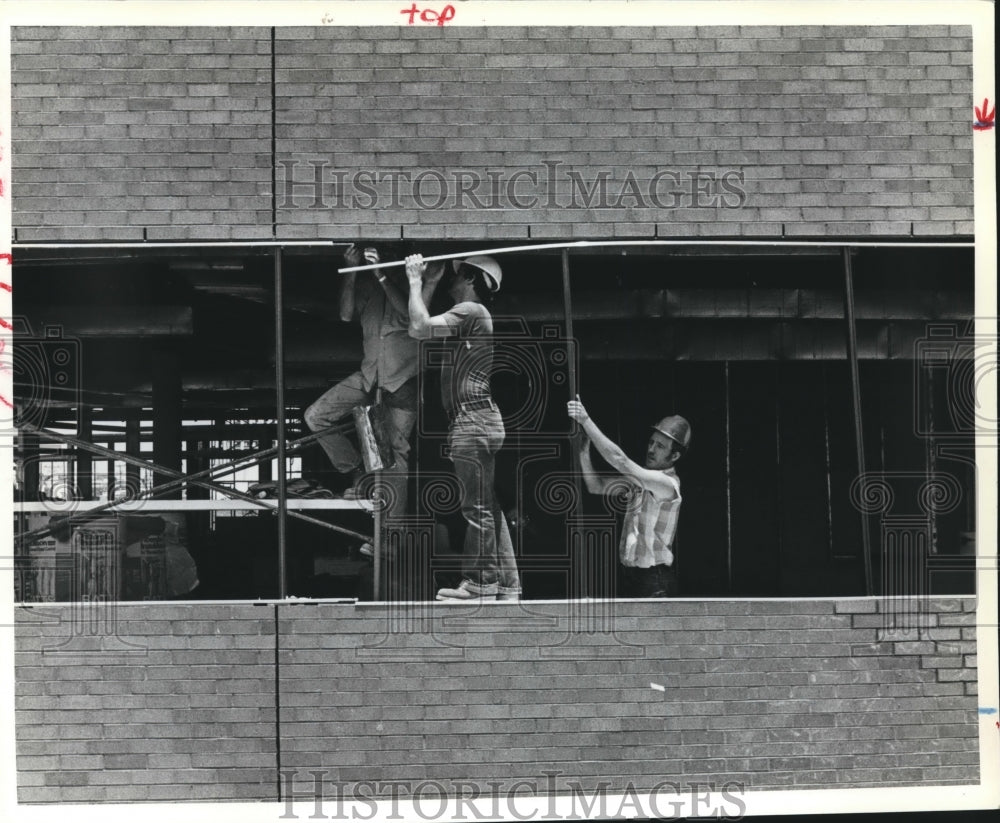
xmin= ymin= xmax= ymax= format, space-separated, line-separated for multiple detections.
xmin=405 ymin=253 xmax=521 ymax=602
xmin=568 ymin=396 xmax=690 ymax=598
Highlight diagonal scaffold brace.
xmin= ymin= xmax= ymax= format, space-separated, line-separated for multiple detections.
xmin=16 ymin=421 xmax=373 ymax=544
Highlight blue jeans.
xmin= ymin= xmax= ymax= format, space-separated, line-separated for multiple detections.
xmin=448 ymin=404 xmax=521 ymax=596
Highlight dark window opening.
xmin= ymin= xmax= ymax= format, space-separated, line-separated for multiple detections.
xmin=11 ymin=244 xmax=977 ymax=601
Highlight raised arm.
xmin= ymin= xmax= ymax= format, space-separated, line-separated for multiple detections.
xmin=577 ymin=434 xmax=615 ymax=495
xmin=377 ymin=273 xmax=408 ymax=316
xmin=338 ymin=244 xmax=364 ymax=322
xmin=420 ymin=260 xmax=446 ymax=308
xmin=567 ymin=396 xmax=678 ymax=499
xmin=406 ymin=254 xmax=456 ymax=339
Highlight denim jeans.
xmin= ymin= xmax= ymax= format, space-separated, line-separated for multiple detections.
xmin=303 ymin=373 xmax=416 ymax=520
xmin=448 ymin=404 xmax=521 ymax=596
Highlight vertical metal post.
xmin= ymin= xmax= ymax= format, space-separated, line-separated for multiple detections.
xmin=373 ymin=503 xmax=383 ymax=600
xmin=77 ymin=406 xmax=93 ymax=499
xmin=274 ymin=247 xmax=288 ymax=599
xmin=106 ymin=442 xmax=115 ymax=501
xmin=562 ymin=250 xmax=583 ymax=498
xmin=561 ymin=249 xmax=577 ymax=401
xmin=842 ymin=247 xmax=874 ymax=596
xmin=21 ymin=430 xmax=40 ymax=502
xmin=724 ymin=361 xmax=733 ymax=593
xmin=152 ymin=348 xmax=182 ymax=498
xmin=925 ymin=366 xmax=938 ymax=554
xmin=125 ymin=409 xmax=140 ymax=495
xmin=562 ymin=249 xmax=585 ymax=597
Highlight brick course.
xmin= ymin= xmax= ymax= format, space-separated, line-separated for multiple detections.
xmin=11 ymin=25 xmax=973 ymax=241
xmin=15 ymin=603 xmax=277 ymax=803
xmin=15 ymin=597 xmax=978 ymax=803
xmin=11 ymin=27 xmax=273 ymax=242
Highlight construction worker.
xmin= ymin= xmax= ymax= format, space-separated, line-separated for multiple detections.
xmin=568 ymin=396 xmax=689 ymax=597
xmin=303 ymin=244 xmax=443 ymax=500
xmin=405 ymin=253 xmax=521 ymax=602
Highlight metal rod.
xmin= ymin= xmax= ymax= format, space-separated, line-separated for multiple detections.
xmin=724 ymin=361 xmax=733 ymax=595
xmin=14 ymin=241 xmax=351 ymax=249
xmin=337 ymin=239 xmax=976 ymax=274
xmin=373 ymin=501 xmax=382 ymax=601
xmin=13 ymin=239 xmax=974 ymax=253
xmin=561 ymin=249 xmax=584 ymax=534
xmin=842 ymin=247 xmax=874 ymax=596
xmin=274 ymin=247 xmax=288 ymax=599
xmin=19 ymin=430 xmax=40 ymax=503
xmin=16 ymin=425 xmax=371 ymax=543
xmin=76 ymin=406 xmax=93 ymax=500
xmin=562 ymin=249 xmax=577 ymax=401
xmin=124 ymin=409 xmax=140 ymax=495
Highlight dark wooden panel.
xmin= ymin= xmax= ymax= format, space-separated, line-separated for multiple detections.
xmin=826 ymin=362 xmax=866 ymax=578
xmin=728 ymin=362 xmax=781 ymax=595
xmin=670 ymin=363 xmax=729 ymax=596
xmin=776 ymin=363 xmax=835 ymax=595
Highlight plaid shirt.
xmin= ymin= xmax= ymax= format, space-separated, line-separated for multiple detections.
xmin=619 ymin=468 xmax=681 ymax=569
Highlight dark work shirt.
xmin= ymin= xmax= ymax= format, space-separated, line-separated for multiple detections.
xmin=432 ymin=301 xmax=493 ymax=413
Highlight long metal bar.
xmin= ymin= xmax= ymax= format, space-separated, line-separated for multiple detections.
xmin=561 ymin=249 xmax=584 ymax=532
xmin=842 ymin=247 xmax=875 ymax=596
xmin=337 ymin=240 xmax=976 ymax=274
xmin=373 ymin=502 xmax=382 ymax=601
xmin=561 ymin=249 xmax=578 ymax=403
xmin=76 ymin=406 xmax=93 ymax=500
xmin=274 ymin=247 xmax=289 ymax=599
xmin=15 ymin=241 xmax=350 ymax=249
xmin=13 ymin=239 xmax=973 ymax=253
xmin=724 ymin=361 xmax=733 ymax=594
xmin=16 ymin=425 xmax=371 ymax=543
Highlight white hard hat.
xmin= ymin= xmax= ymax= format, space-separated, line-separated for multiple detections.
xmin=454 ymin=255 xmax=502 ymax=292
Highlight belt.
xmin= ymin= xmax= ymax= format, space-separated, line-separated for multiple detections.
xmin=447 ymin=398 xmax=495 ymax=420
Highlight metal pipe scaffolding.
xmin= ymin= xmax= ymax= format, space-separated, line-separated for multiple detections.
xmin=16 ymin=422 xmax=371 ymax=544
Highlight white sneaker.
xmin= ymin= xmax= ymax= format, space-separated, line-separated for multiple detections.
xmin=435 ymin=580 xmax=497 ymax=601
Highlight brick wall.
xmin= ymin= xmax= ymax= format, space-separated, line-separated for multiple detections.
xmin=15 ymin=603 xmax=277 ymax=803
xmin=16 ymin=597 xmax=979 ymax=803
xmin=10 ymin=27 xmax=273 ymax=242
xmin=11 ymin=25 xmax=973 ymax=242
